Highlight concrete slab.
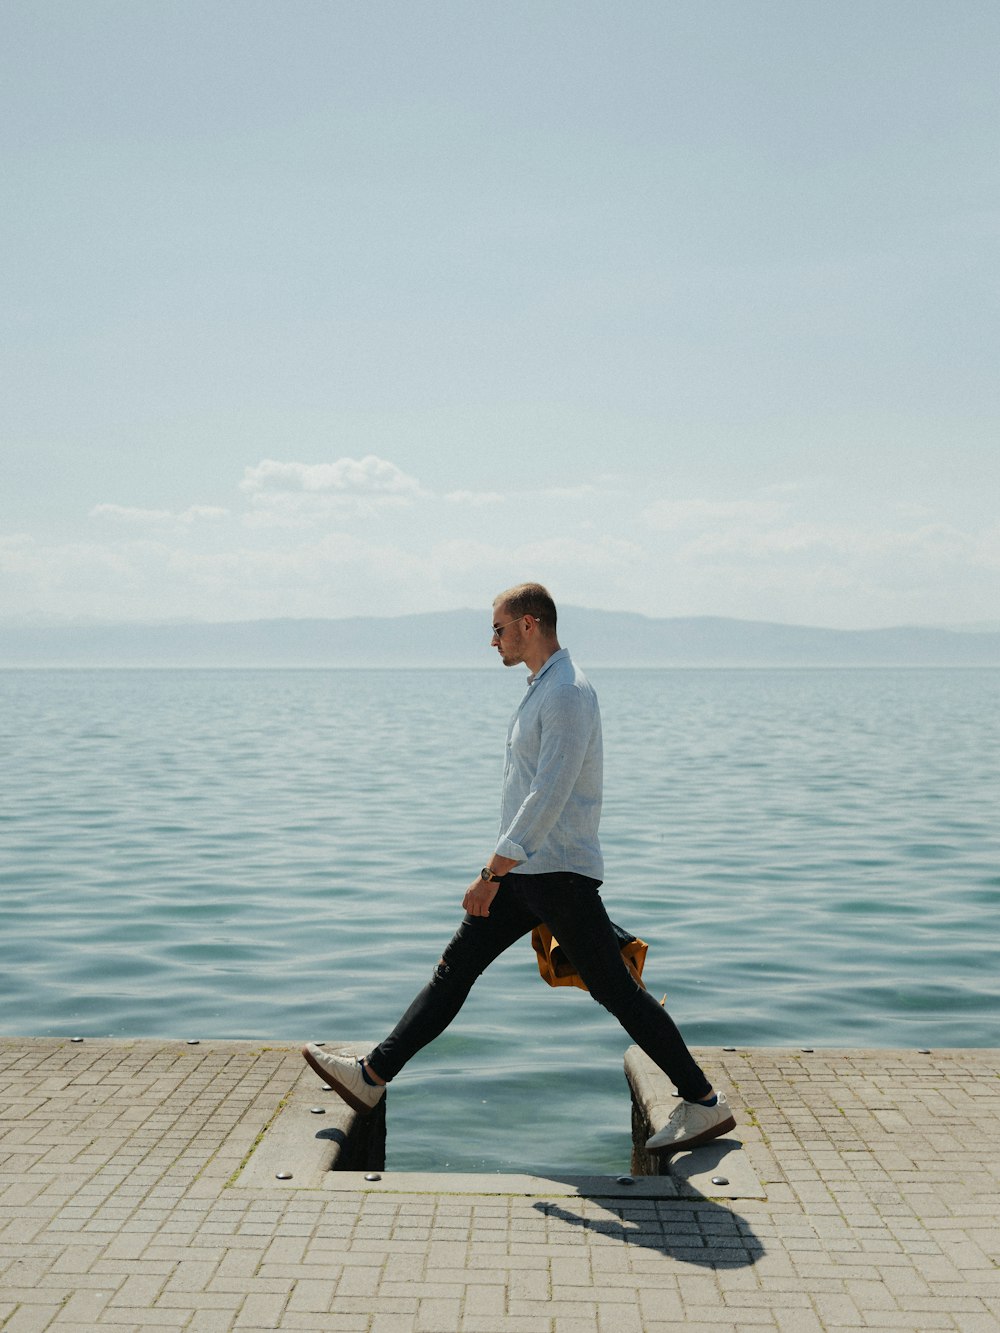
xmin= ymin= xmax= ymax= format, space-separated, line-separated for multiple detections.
xmin=319 ymin=1169 xmax=681 ymax=1197
xmin=624 ymin=1045 xmax=767 ymax=1198
xmin=232 ymin=1054 xmax=363 ymax=1190
xmin=235 ymin=1042 xmax=760 ymax=1199
xmin=667 ymin=1135 xmax=767 ymax=1199
xmin=1 ymin=1038 xmax=997 ymax=1332
xmin=233 ymin=1040 xmax=386 ymax=1188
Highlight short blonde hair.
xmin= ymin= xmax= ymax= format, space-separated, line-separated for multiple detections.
xmin=494 ymin=582 xmax=557 ymax=632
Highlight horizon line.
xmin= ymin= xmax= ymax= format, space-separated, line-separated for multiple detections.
xmin=2 ymin=609 xmax=999 ymax=636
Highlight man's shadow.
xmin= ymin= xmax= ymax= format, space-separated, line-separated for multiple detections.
xmin=531 ymin=1192 xmax=764 ymax=1269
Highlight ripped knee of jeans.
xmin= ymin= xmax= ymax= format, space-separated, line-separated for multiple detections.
xmin=433 ymin=957 xmax=450 ymax=982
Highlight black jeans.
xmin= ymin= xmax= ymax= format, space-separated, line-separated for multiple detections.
xmin=367 ymin=871 xmax=711 ymax=1102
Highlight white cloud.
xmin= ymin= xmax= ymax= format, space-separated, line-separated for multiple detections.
xmin=444 ymin=482 xmax=608 ymax=507
xmin=178 ymin=506 xmax=230 ymax=524
xmin=89 ymin=504 xmax=229 ymax=526
xmin=6 ymin=465 xmax=998 ymax=631
xmin=419 ymin=533 xmax=646 ymax=620
xmin=679 ymin=519 xmax=973 ymax=563
xmin=545 ymin=484 xmax=605 ymax=501
xmin=444 ymin=490 xmax=505 ymax=507
xmin=642 ymin=511 xmax=998 ymax=628
xmin=974 ymin=525 xmax=1000 ymax=571
xmin=0 ymin=533 xmax=36 ymax=561
xmin=89 ymin=504 xmax=176 ymax=524
xmin=238 ymin=456 xmax=426 ymax=526
xmin=510 ymin=534 xmax=641 ymax=569
xmin=0 ymin=526 xmax=434 ymax=622
xmin=642 ymin=498 xmax=789 ymax=532
xmin=0 ymin=533 xmax=152 ymax=620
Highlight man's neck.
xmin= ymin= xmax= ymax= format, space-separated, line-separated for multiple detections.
xmin=524 ymin=638 xmax=561 ymax=675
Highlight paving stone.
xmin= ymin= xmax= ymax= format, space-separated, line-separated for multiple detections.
xmin=1 ymin=1040 xmax=998 ymax=1332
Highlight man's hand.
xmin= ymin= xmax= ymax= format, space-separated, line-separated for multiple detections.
xmin=463 ymin=878 xmax=501 ymax=917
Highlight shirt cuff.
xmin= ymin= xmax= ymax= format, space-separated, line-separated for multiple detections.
xmin=495 ymin=836 xmax=527 ymax=863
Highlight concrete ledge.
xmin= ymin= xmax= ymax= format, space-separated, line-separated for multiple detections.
xmin=321 ymin=1170 xmax=680 ymax=1197
xmin=235 ymin=1040 xmax=763 ymax=1199
xmin=625 ymin=1045 xmax=766 ymax=1198
xmin=233 ymin=1041 xmax=385 ymax=1188
xmin=229 ymin=1039 xmax=766 ymax=1196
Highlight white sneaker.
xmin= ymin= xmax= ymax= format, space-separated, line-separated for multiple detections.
xmin=301 ymin=1043 xmax=385 ymax=1116
xmin=645 ymin=1091 xmax=736 ymax=1155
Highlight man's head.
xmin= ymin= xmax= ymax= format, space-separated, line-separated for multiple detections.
xmin=494 ymin=582 xmax=557 ymax=633
xmin=491 ymin=582 xmax=559 ymax=670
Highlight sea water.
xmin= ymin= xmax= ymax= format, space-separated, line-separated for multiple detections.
xmin=1 ymin=667 xmax=998 ymax=1173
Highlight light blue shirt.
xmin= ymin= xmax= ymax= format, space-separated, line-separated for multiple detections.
xmin=494 ymin=648 xmax=604 ymax=879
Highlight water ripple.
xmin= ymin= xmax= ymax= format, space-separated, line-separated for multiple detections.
xmin=2 ymin=666 xmax=998 ymax=1171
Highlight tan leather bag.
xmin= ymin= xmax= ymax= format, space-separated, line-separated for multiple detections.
xmin=531 ymin=922 xmax=649 ymax=992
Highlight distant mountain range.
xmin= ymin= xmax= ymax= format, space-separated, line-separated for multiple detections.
xmin=2 ymin=610 xmax=1000 ymax=668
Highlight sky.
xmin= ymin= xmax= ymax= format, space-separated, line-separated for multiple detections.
xmin=3 ymin=1 xmax=998 ymax=630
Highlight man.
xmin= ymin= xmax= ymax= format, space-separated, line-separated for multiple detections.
xmin=303 ymin=582 xmax=735 ymax=1157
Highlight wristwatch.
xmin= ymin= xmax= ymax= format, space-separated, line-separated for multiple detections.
xmin=480 ymin=867 xmax=502 ymax=882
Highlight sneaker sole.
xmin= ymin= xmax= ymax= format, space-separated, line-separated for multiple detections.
xmin=646 ymin=1113 xmax=736 ymax=1157
xmin=300 ymin=1045 xmax=381 ymax=1117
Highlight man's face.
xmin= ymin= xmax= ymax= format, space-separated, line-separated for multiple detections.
xmin=491 ymin=602 xmax=526 ymax=667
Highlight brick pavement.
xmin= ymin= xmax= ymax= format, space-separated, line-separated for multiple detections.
xmin=0 ymin=1039 xmax=997 ymax=1331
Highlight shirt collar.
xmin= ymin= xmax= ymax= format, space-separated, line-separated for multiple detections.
xmin=527 ymin=647 xmax=568 ymax=685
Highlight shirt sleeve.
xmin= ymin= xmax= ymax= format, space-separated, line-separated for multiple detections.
xmin=494 ymin=683 xmax=594 ymax=863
